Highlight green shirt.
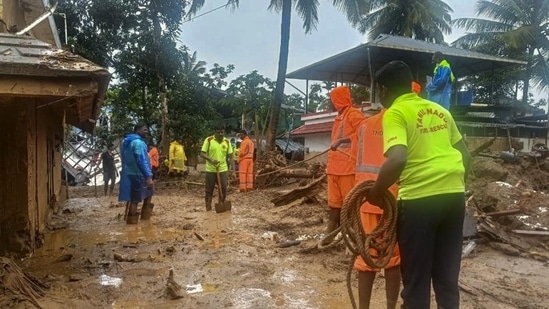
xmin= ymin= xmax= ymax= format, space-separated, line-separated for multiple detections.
xmin=201 ymin=136 xmax=233 ymax=172
xmin=383 ymin=93 xmax=465 ymax=199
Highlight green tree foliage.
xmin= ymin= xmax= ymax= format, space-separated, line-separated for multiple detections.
xmin=452 ymin=0 xmax=549 ymax=103
xmin=353 ymin=0 xmax=453 ymax=43
xmin=57 ymin=0 xmax=235 ymax=154
xmin=189 ymin=0 xmax=367 ymax=152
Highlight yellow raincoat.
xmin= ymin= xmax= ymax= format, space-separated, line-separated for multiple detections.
xmin=169 ymin=141 xmax=187 ymax=172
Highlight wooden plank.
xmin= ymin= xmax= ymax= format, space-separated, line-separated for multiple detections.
xmin=482 ymin=209 xmax=522 ymax=217
xmin=271 ymin=175 xmax=326 ymax=207
xmin=511 ymin=230 xmax=549 ymax=236
xmin=0 ymin=76 xmax=98 ymax=98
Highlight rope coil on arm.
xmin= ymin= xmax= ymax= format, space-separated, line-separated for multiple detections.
xmin=340 ymin=180 xmax=398 ymax=309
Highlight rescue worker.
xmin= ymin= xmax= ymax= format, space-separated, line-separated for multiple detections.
xmin=426 ymin=51 xmax=455 ymax=110
xmin=97 ymin=143 xmax=118 ymax=196
xmin=148 ymin=144 xmax=160 ymax=180
xmin=324 ymin=86 xmax=366 ymax=243
xmin=200 ymin=126 xmax=235 ymax=211
xmin=169 ymin=139 xmax=187 ymax=176
xmin=119 ymin=122 xmax=155 ymax=224
xmin=238 ymin=130 xmax=254 ymax=192
xmin=332 ymin=108 xmax=401 ymax=309
xmin=367 ymin=61 xmax=471 ymax=309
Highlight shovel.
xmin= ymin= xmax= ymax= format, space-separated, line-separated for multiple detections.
xmin=214 ymin=166 xmax=232 ymax=213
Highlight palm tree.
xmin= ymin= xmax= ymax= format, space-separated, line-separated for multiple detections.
xmin=355 ymin=0 xmax=453 ymax=43
xmin=188 ymin=0 xmax=366 ymax=152
xmin=181 ymin=49 xmax=207 ymax=77
xmin=452 ymin=0 xmax=549 ymax=103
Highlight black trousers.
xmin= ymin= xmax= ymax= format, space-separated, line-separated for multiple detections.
xmin=397 ymin=193 xmax=465 ymax=309
xmin=205 ymin=171 xmax=228 ymax=202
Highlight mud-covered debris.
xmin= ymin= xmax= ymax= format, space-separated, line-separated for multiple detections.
xmin=0 ymin=257 xmax=48 ymax=309
xmin=194 ymin=232 xmax=205 ymax=241
xmin=278 ymin=240 xmax=301 ymax=248
xmin=69 ymin=274 xmax=86 ymax=282
xmin=55 ymin=254 xmax=73 ymax=263
xmin=113 ymin=253 xmax=143 ymax=263
xmin=166 ymin=268 xmax=185 ymax=299
xmin=489 ymin=242 xmax=521 ymax=256
xmin=261 ymin=231 xmax=279 ymax=241
xmin=182 ymin=223 xmax=195 ymax=230
xmin=166 ymin=246 xmax=176 ymax=254
xmin=47 ymin=218 xmax=69 ymax=230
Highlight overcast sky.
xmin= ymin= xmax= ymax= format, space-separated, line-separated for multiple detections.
xmin=180 ymin=1 xmax=544 ymax=100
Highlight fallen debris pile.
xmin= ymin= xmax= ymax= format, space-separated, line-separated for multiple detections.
xmin=256 ymin=151 xmax=326 ymax=188
xmin=0 ymin=257 xmax=48 ymax=309
xmin=467 ymin=154 xmax=549 ymax=261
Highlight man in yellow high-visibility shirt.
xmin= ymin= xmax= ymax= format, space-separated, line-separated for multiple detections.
xmin=367 ymin=61 xmax=471 ymax=309
xmin=200 ymin=126 xmax=235 ymax=211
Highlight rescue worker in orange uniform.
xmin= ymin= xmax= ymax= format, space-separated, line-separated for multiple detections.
xmin=148 ymin=144 xmax=160 ymax=180
xmin=323 ymin=86 xmax=366 ymax=243
xmin=238 ymin=130 xmax=254 ymax=192
xmin=347 ymin=110 xmax=401 ymax=309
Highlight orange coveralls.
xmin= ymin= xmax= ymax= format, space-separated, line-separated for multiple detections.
xmin=352 ymin=110 xmax=401 ymax=272
xmin=148 ymin=146 xmax=160 ymax=168
xmin=238 ymin=136 xmax=254 ymax=191
xmin=327 ymin=86 xmax=366 ymax=208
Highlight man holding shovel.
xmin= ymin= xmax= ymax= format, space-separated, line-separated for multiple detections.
xmin=200 ymin=126 xmax=235 ymax=211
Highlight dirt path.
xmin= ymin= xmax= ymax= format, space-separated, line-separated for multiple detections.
xmin=2 ymin=183 xmax=548 ymax=309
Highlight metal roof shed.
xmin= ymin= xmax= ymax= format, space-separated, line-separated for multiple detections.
xmin=286 ymin=35 xmax=526 ymax=86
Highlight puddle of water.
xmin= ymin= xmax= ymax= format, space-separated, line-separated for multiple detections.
xmin=122 ymin=267 xmax=168 ymax=277
xmin=186 ymin=284 xmax=203 ymax=294
xmin=98 ymin=274 xmax=122 ymax=287
xmin=35 ymin=223 xmax=184 ymax=255
xmin=273 ymin=269 xmax=297 ymax=284
xmin=232 ymin=288 xmax=274 ymax=309
xmin=111 ymin=300 xmax=181 ymax=309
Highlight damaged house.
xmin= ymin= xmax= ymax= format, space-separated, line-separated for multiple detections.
xmin=0 ymin=0 xmax=110 ymax=255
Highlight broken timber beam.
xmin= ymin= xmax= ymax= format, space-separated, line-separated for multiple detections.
xmin=511 ymin=230 xmax=549 ymax=236
xmin=271 ymin=175 xmax=326 ymax=207
xmin=470 ymin=137 xmax=497 ymax=157
xmin=481 ymin=209 xmax=522 ymax=217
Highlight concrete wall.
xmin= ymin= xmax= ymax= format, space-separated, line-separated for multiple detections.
xmin=0 ymin=100 xmax=64 ymax=256
xmin=303 ymin=133 xmax=331 ymax=163
xmin=1 ymin=0 xmax=26 ymax=33
xmin=465 ymin=136 xmax=546 ymax=153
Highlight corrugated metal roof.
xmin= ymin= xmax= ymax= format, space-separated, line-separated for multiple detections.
xmin=275 ymin=139 xmax=304 ymax=154
xmin=286 ymin=34 xmax=526 ymax=85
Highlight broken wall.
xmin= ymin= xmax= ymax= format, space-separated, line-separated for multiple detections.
xmin=466 ymin=137 xmax=546 ymax=153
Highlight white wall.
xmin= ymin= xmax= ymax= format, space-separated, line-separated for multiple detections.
xmin=305 ymin=133 xmax=331 ymax=153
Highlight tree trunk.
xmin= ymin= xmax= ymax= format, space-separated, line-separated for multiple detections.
xmin=152 ymin=6 xmax=170 ymax=154
xmin=266 ymin=0 xmax=291 ymax=152
xmin=522 ymin=47 xmax=535 ymax=105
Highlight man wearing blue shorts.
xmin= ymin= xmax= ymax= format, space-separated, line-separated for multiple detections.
xmin=119 ymin=122 xmax=154 ymax=224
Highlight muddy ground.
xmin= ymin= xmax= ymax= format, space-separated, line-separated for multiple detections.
xmin=2 ymin=169 xmax=549 ymax=309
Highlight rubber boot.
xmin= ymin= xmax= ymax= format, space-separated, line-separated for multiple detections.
xmin=205 ymin=198 xmax=212 ymax=211
xmin=140 ymin=203 xmax=154 ymax=220
xmin=126 ymin=214 xmax=139 ymax=224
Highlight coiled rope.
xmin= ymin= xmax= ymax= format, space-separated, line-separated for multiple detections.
xmin=319 ymin=180 xmax=398 ymax=309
